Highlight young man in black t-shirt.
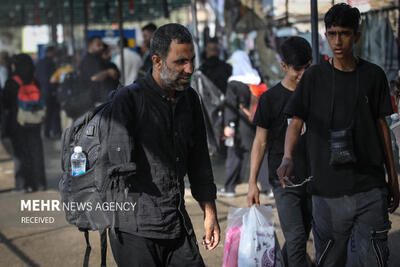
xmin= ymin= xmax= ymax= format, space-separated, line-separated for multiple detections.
xmin=279 ymin=4 xmax=399 ymax=266
xmin=248 ymin=37 xmax=312 ymax=267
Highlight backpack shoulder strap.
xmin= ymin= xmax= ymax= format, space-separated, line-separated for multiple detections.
xmin=12 ymin=75 xmax=23 ymax=86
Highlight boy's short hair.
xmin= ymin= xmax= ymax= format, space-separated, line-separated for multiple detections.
xmin=324 ymin=3 xmax=360 ymax=33
xmin=280 ymin=36 xmax=312 ymax=68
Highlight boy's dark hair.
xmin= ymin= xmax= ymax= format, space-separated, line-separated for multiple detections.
xmin=324 ymin=3 xmax=360 ymax=33
xmin=280 ymin=36 xmax=312 ymax=67
xmin=88 ymin=35 xmax=102 ymax=45
xmin=150 ymin=23 xmax=193 ymax=59
xmin=142 ymin=23 xmax=157 ymax=33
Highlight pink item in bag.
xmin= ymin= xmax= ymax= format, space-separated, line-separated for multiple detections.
xmin=223 ymin=226 xmax=242 ymax=267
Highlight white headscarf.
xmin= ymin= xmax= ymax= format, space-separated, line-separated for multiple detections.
xmin=227 ymin=50 xmax=261 ymax=85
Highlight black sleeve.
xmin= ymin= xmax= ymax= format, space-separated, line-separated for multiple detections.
xmin=284 ymin=69 xmax=312 ymax=121
xmin=253 ymin=92 xmax=272 ymax=129
xmin=187 ymin=89 xmax=217 ymax=202
xmin=373 ymin=68 xmax=393 ymax=118
xmin=224 ymin=82 xmax=238 ymax=126
xmin=108 ymin=86 xmax=138 ymax=164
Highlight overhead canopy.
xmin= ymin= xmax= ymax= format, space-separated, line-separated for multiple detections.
xmin=0 ymin=0 xmax=190 ymax=27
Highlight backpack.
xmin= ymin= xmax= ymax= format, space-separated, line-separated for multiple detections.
xmin=59 ymin=83 xmax=143 ymax=267
xmin=58 ymin=71 xmax=94 ymax=119
xmin=13 ymin=75 xmax=45 ymax=126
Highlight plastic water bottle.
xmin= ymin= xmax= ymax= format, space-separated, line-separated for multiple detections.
xmin=71 ymin=146 xmax=86 ymax=176
xmin=225 ymin=122 xmax=235 ymax=147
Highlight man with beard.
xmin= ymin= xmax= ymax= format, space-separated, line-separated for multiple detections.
xmin=108 ymin=23 xmax=220 ymax=267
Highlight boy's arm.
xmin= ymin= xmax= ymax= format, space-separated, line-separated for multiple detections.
xmin=247 ymin=126 xmax=268 ymax=206
xmin=377 ymin=117 xmax=399 ymax=213
xmin=277 ymin=117 xmax=303 ymax=187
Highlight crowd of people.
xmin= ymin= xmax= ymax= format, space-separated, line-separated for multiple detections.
xmin=0 ymin=23 xmax=157 ymax=193
xmin=1 ymin=3 xmax=399 ymax=266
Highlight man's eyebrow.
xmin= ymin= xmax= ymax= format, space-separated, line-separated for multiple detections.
xmin=173 ymin=55 xmax=196 ymax=63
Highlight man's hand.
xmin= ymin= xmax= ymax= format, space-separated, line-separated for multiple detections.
xmin=202 ymin=215 xmax=220 ymax=250
xmin=388 ymin=176 xmax=399 ymax=213
xmin=277 ymin=157 xmax=294 ymax=188
xmin=247 ymin=182 xmax=260 ymax=206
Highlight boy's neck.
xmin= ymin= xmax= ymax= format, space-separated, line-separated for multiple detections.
xmin=332 ymin=55 xmax=357 ymax=72
xmin=281 ymin=77 xmax=296 ymax=91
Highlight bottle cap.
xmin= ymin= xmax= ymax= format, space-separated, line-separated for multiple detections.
xmin=74 ymin=146 xmax=83 ymax=153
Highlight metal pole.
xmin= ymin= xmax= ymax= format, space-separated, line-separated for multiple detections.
xmin=50 ymin=0 xmax=57 ymax=45
xmin=69 ymin=0 xmax=76 ymax=61
xmin=191 ymin=0 xmax=201 ymax=69
xmin=84 ymin=0 xmax=89 ymax=48
xmin=117 ymin=0 xmax=125 ymax=85
xmin=311 ymin=0 xmax=319 ymax=64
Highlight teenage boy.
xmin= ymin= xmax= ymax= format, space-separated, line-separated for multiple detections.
xmin=247 ymin=36 xmax=312 ymax=267
xmin=278 ymin=4 xmax=399 ymax=266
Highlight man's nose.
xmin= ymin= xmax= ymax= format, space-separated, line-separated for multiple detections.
xmin=185 ymin=62 xmax=194 ymax=74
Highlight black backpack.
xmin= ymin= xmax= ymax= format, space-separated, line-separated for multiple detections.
xmin=59 ymin=83 xmax=143 ymax=267
xmin=58 ymin=72 xmax=94 ymax=119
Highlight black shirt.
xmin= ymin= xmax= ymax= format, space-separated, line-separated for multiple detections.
xmin=200 ymin=56 xmax=232 ymax=94
xmin=285 ymin=58 xmax=393 ymax=197
xmin=108 ymin=72 xmax=216 ymax=238
xmin=253 ymin=83 xmax=308 ymax=188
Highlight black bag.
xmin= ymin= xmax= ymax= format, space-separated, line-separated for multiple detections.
xmin=329 ymin=127 xmax=357 ymax=165
xmin=59 ymin=83 xmax=143 ymax=267
xmin=328 ymin=58 xmax=360 ymax=166
xmin=58 ymin=72 xmax=94 ymax=119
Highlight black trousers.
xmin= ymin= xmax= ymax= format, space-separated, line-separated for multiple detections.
xmin=109 ymin=230 xmax=205 ymax=267
xmin=10 ymin=124 xmax=46 ymax=190
xmin=44 ymin=95 xmax=61 ymax=137
xmin=273 ymin=185 xmax=312 ymax=267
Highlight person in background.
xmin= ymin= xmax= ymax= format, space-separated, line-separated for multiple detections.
xmin=91 ymin=43 xmax=120 ymax=103
xmin=2 ymin=54 xmax=46 ymax=192
xmin=279 ymin=4 xmax=399 ymax=266
xmin=50 ymin=52 xmax=74 ymax=132
xmin=138 ymin=23 xmax=157 ymax=78
xmin=79 ymin=35 xmax=106 ymax=107
xmin=35 ymin=46 xmax=61 ymax=139
xmin=199 ymin=37 xmax=232 ymax=94
xmin=0 ymin=51 xmax=10 ymax=89
xmin=218 ymin=50 xmax=271 ymax=198
xmin=114 ymin=37 xmax=142 ymax=85
xmin=248 ymin=37 xmax=313 ymax=267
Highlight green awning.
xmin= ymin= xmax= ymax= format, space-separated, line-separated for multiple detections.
xmin=0 ymin=0 xmax=190 ymax=27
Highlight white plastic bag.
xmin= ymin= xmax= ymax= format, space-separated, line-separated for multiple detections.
xmin=238 ymin=206 xmax=275 ymax=267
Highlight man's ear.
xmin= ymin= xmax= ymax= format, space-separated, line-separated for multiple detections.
xmin=281 ymin=61 xmax=288 ymax=71
xmin=152 ymin=55 xmax=163 ymax=71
